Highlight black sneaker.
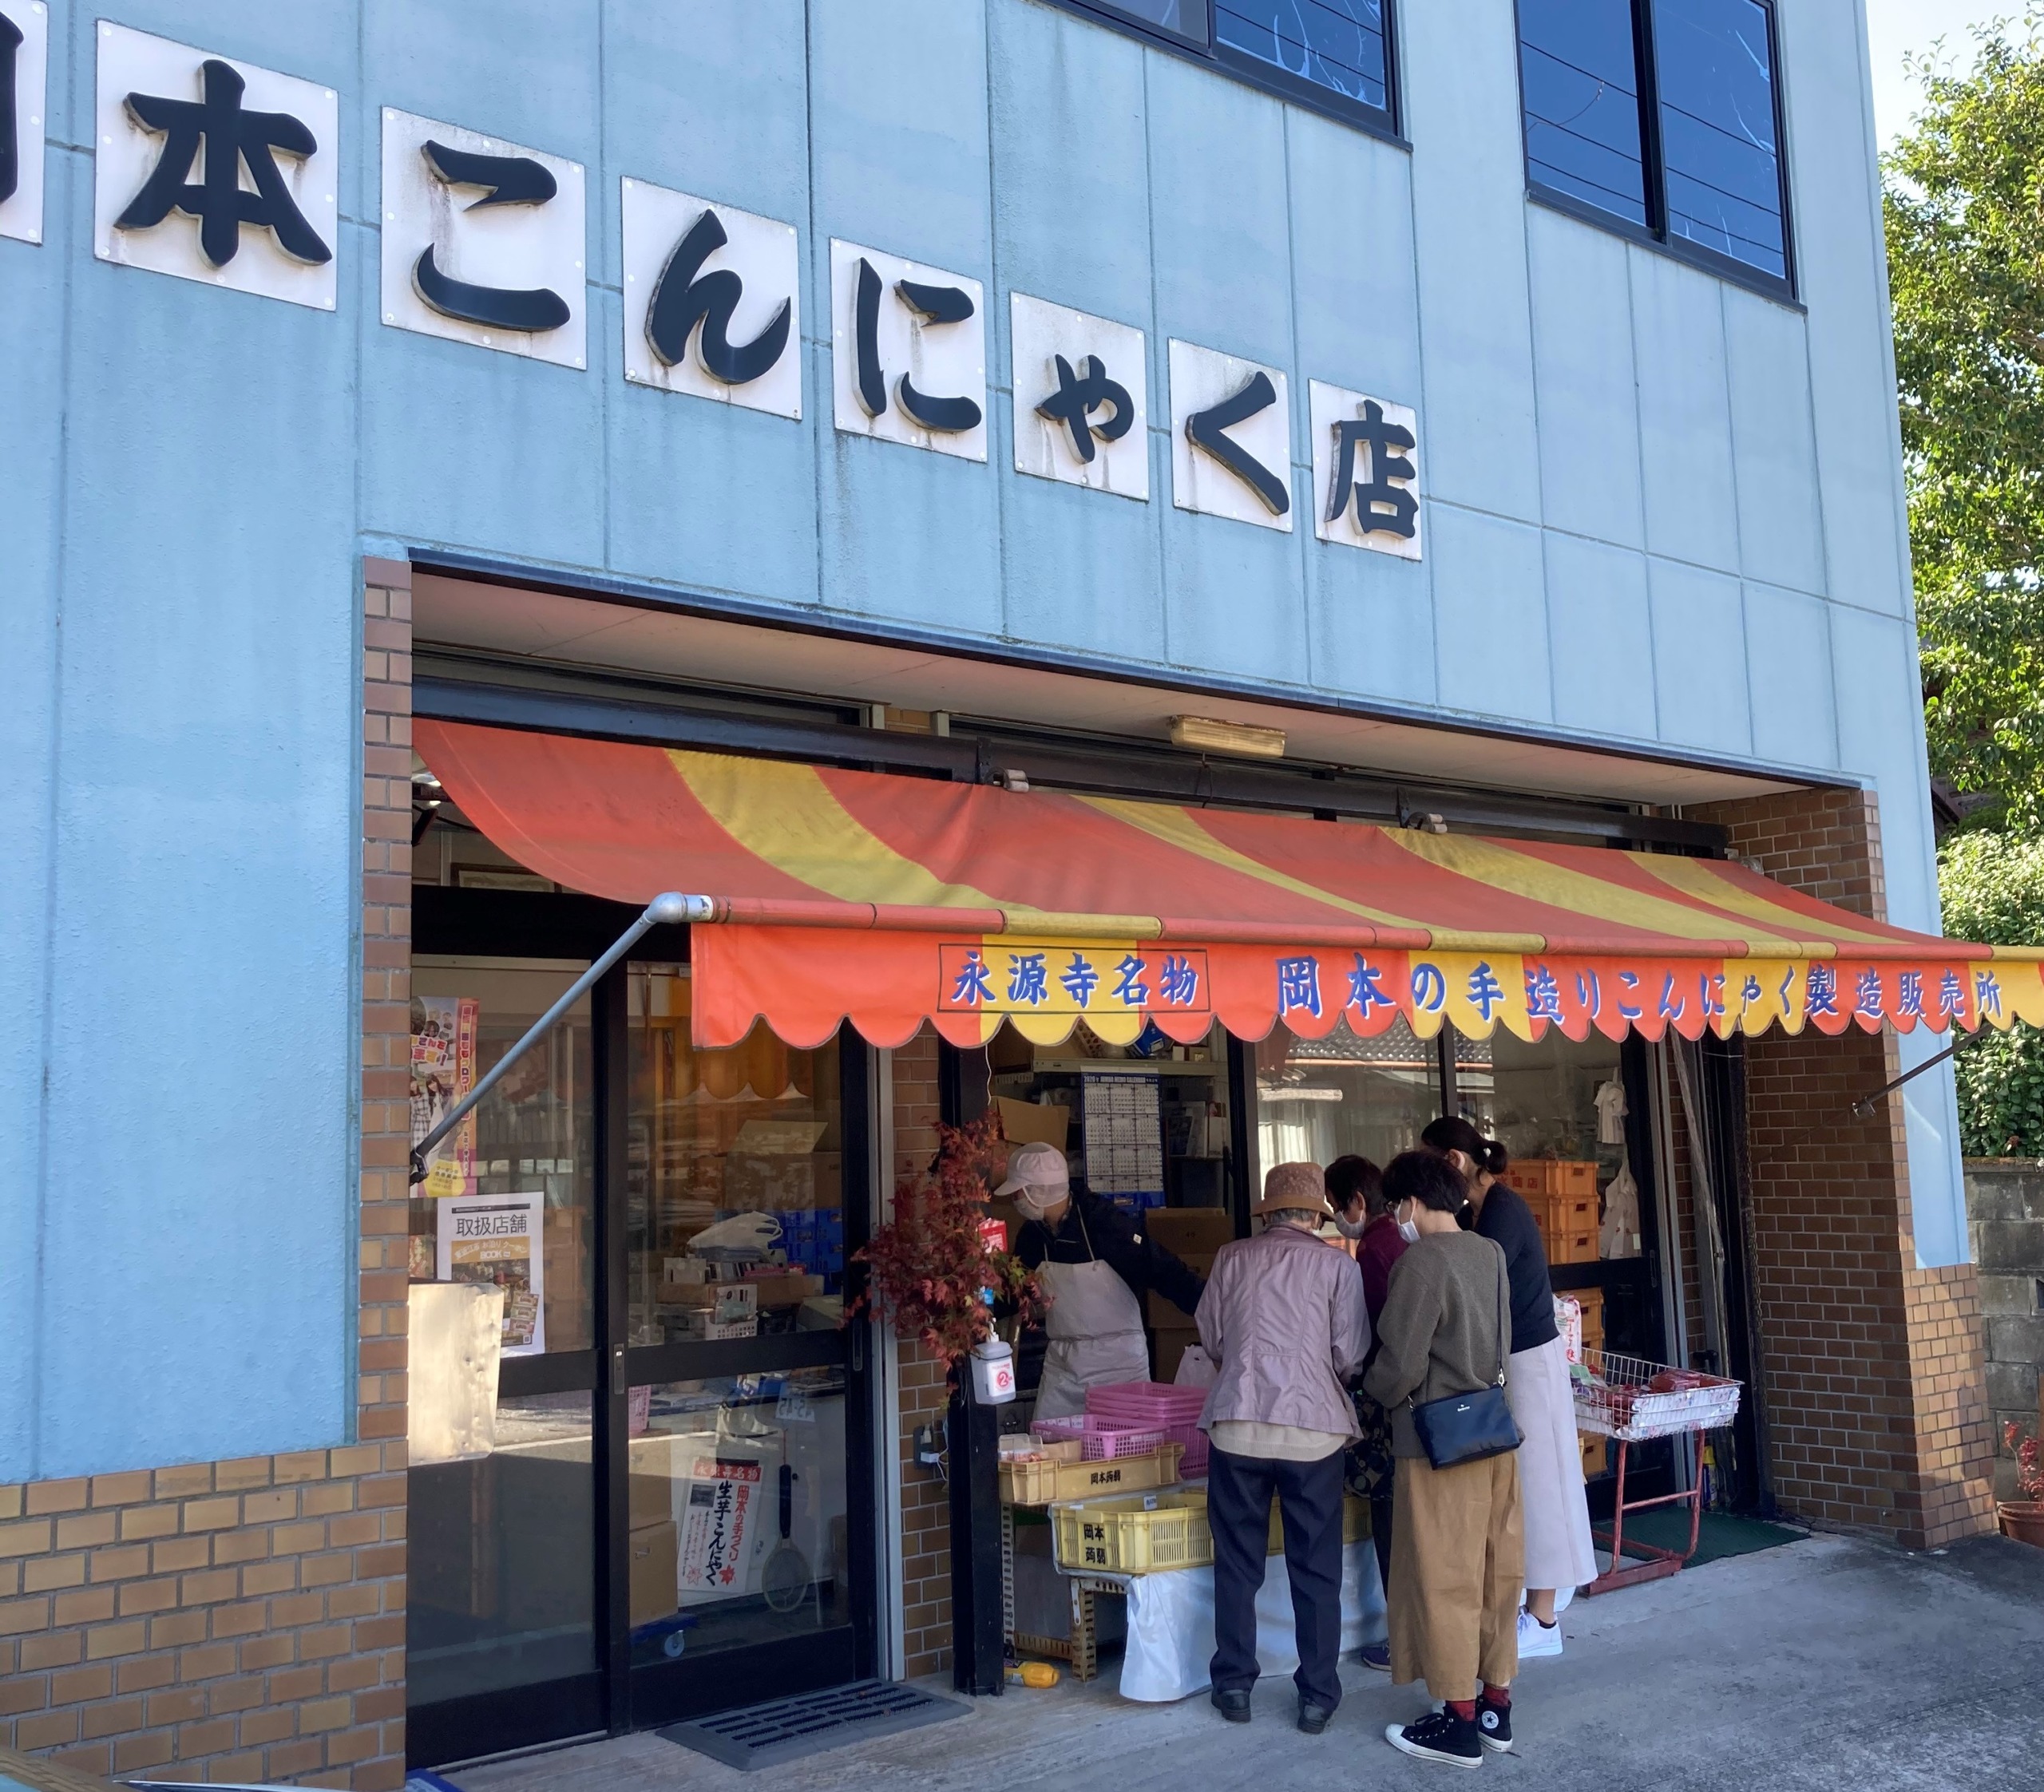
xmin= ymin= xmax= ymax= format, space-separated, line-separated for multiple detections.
xmin=1385 ymin=1707 xmax=1483 ymax=1769
xmin=1478 ymin=1697 xmax=1513 ymax=1753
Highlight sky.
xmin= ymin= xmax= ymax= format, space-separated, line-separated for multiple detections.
xmin=1865 ymin=0 xmax=2030 ymax=146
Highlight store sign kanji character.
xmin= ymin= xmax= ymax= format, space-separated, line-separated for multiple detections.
xmin=1112 ymin=954 xmax=1150 ymax=1007
xmin=1277 ymin=955 xmax=1321 ymax=1018
xmin=1348 ymin=954 xmax=1395 ymax=1018
xmin=1524 ymin=963 xmax=1563 ymax=1023
xmin=117 ymin=57 xmax=331 ymax=268
xmin=1575 ymin=971 xmax=1602 ymax=1019
xmin=1937 ymin=968 xmax=1965 ymax=1018
xmin=1036 ymin=354 xmax=1134 ymax=464
xmin=1805 ymin=964 xmax=1839 ymax=1019
xmin=1853 ymin=968 xmax=1884 ymax=1019
xmin=1060 ymin=951 xmax=1099 ymax=1008
xmin=1466 ymin=961 xmax=1505 ymax=1022
xmin=1325 ymin=398 xmax=1417 ymax=539
xmin=1159 ymin=953 xmax=1200 ymax=1006
xmin=1656 ymin=973 xmax=1686 ymax=1023
xmin=1777 ymin=967 xmax=1799 ymax=1012
xmin=1412 ymin=962 xmax=1447 ymax=1013
xmin=0 ymin=11 xmax=18 ymax=206
xmin=1741 ymin=972 xmax=1764 ymax=1011
xmin=1701 ymin=972 xmax=1725 ymax=1023
xmin=647 ymin=208 xmax=792 ymax=383
xmin=1615 ymin=971 xmax=1643 ymax=1021
xmin=950 ymin=948 xmax=993 ymax=1007
xmin=855 ymin=257 xmax=982 ymax=433
xmin=1975 ymin=969 xmax=2003 ymax=1020
xmin=1186 ymin=370 xmax=1290 ymax=516
xmin=1008 ymin=951 xmax=1048 ymax=1006
xmin=1897 ymin=971 xmax=1925 ymax=1019
xmin=414 ymin=140 xmax=571 ymax=331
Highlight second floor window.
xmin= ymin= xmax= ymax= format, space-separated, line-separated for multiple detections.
xmin=1516 ymin=0 xmax=1788 ymax=290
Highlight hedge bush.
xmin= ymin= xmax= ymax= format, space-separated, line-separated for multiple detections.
xmin=1940 ymin=831 xmax=2044 ymax=1155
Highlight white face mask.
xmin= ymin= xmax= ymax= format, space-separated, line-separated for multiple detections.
xmin=1012 ymin=1185 xmax=1061 ymax=1223
xmin=1333 ymin=1207 xmax=1369 ymax=1240
xmin=1395 ymin=1201 xmax=1421 ymax=1246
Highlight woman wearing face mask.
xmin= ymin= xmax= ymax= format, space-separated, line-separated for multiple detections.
xmin=1327 ymin=1156 xmax=1402 ymax=1672
xmin=1420 ymin=1117 xmax=1596 ymax=1662
xmin=1000 ymin=1141 xmax=1207 ymax=1419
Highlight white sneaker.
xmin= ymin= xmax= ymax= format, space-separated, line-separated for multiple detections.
xmin=1516 ymin=1607 xmax=1563 ymax=1659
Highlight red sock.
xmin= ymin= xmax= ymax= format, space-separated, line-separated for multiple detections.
xmin=1446 ymin=1699 xmax=1478 ymax=1723
xmin=1481 ymin=1684 xmax=1511 ymax=1708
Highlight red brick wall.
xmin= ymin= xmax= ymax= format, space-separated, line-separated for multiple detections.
xmin=1693 ymin=786 xmax=1994 ymax=1546
xmin=889 ymin=1031 xmax=954 ymax=1680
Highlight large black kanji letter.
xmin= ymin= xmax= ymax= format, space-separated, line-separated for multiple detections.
xmin=413 ymin=140 xmax=570 ymax=333
xmin=645 ymin=208 xmax=790 ymax=384
xmin=0 ymin=11 xmax=21 ymax=207
xmin=893 ymin=278 xmax=981 ymax=433
xmin=1186 ymin=371 xmax=1289 ymax=516
xmin=854 ymin=256 xmax=887 ymax=417
xmin=1326 ymin=398 xmax=1416 ymax=538
xmin=117 ymin=58 xmax=330 ymax=267
xmin=1036 ymin=354 xmax=1134 ymax=464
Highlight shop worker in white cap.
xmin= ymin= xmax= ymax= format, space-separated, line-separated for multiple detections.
xmin=1000 ymin=1140 xmax=1207 ymax=1419
xmin=1197 ymin=1161 xmax=1369 ymax=1735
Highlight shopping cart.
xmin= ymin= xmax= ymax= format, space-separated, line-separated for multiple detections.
xmin=1572 ymin=1350 xmax=1742 ymax=1594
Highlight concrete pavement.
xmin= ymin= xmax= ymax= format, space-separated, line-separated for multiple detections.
xmin=457 ymin=1532 xmax=2044 ymax=1792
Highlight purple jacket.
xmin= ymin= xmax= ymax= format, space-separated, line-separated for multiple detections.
xmin=1195 ymin=1224 xmax=1371 ymax=1440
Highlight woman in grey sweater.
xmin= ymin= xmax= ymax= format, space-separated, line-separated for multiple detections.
xmin=1363 ymin=1151 xmax=1525 ymax=1769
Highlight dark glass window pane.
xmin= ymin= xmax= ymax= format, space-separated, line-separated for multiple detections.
xmin=1094 ymin=0 xmax=1212 ymax=46
xmin=1516 ymin=0 xmax=1647 ymax=227
xmin=1216 ymin=0 xmax=1389 ymax=114
xmin=1651 ymin=0 xmax=1786 ymax=278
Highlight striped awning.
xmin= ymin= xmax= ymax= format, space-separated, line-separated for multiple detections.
xmin=417 ymin=719 xmax=2044 ymax=1050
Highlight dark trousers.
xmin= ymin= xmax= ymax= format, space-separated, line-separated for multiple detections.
xmin=1370 ymin=1485 xmax=1395 ymax=1603
xmin=1207 ymin=1445 xmax=1345 ymax=1710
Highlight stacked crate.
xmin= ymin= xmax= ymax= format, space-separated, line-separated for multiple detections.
xmin=1502 ymin=1160 xmax=1599 ymax=1264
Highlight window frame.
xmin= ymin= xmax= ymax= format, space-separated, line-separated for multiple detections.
xmin=1512 ymin=0 xmax=1797 ymax=306
xmin=1047 ymin=0 xmax=1404 ymax=147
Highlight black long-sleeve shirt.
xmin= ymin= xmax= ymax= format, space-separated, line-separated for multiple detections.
xmin=1015 ymin=1190 xmax=1207 ymax=1322
xmin=1471 ymin=1183 xmax=1559 ymax=1355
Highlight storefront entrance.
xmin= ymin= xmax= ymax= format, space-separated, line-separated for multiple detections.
xmin=405 ymin=890 xmax=880 ymax=1766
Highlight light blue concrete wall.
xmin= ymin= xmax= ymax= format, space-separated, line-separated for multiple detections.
xmin=0 ymin=0 xmax=1954 ymax=1479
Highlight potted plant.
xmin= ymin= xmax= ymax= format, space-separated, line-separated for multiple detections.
xmin=847 ymin=1114 xmax=1043 ymax=1367
xmin=2000 ymin=1420 xmax=2044 ymax=1546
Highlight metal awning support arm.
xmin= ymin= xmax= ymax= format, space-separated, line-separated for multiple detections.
xmin=1848 ymin=1031 xmax=1973 ymax=1121
xmin=407 ymin=891 xmax=712 ymax=1185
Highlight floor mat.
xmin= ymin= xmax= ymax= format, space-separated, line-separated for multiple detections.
xmin=1611 ymin=1509 xmax=1808 ymax=1565
xmin=657 ymin=1679 xmax=969 ymax=1771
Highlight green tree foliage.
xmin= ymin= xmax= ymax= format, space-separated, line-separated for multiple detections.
xmin=1940 ymin=833 xmax=2044 ymax=1155
xmin=1887 ymin=15 xmax=2044 ymax=833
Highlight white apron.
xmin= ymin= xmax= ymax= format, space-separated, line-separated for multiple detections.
xmin=1033 ymin=1210 xmax=1149 ymax=1419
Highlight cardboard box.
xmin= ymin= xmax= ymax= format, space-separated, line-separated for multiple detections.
xmin=1147 ymin=1209 xmax=1234 ymax=1256
xmin=997 ymin=1096 xmax=1071 ymax=1151
xmin=628 ymin=1519 xmax=679 ymax=1627
xmin=744 ymin=1271 xmax=822 ymax=1308
xmin=1143 ymin=1248 xmax=1215 ymax=1327
xmin=628 ymin=1435 xmax=675 ymax=1526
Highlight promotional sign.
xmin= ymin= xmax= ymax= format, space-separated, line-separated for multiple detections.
xmin=411 ymin=995 xmax=479 ymax=1197
xmin=436 ymin=1191 xmax=546 ymax=1357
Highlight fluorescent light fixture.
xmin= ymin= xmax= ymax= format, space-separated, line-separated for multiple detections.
xmin=1170 ymin=714 xmax=1286 ymax=758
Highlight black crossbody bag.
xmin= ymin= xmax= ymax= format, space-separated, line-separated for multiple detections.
xmin=1409 ymin=1257 xmax=1523 ymax=1470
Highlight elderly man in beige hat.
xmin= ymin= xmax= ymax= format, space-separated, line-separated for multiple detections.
xmin=1197 ymin=1161 xmax=1369 ymax=1734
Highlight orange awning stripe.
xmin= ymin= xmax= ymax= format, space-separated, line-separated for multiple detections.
xmin=417 ymin=719 xmax=2044 ymax=1049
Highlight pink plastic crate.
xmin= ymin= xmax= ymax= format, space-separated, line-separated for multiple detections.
xmin=1031 ymin=1414 xmax=1173 ymax=1462
xmin=1087 ymin=1383 xmax=1210 ymax=1474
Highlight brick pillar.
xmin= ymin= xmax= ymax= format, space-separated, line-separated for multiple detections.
xmin=1693 ymin=787 xmax=1995 ymax=1546
xmin=888 ymin=1031 xmax=954 ymax=1680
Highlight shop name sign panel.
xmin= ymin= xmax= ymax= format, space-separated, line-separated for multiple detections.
xmin=50 ymin=21 xmax=1421 ymax=557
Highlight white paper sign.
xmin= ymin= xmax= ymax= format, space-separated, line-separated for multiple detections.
xmin=380 ymin=108 xmax=587 ymax=369
xmin=93 ymin=22 xmax=339 ymax=309
xmin=1169 ymin=338 xmax=1293 ymax=531
xmin=0 ymin=2 xmax=48 ymax=247
xmin=1309 ymin=378 xmax=1422 ymax=560
xmin=1010 ymin=293 xmax=1149 ymax=500
xmin=438 ymin=1191 xmax=547 ymax=1357
xmin=830 ymin=238 xmax=986 ymax=462
xmin=622 ymin=179 xmax=801 ymax=417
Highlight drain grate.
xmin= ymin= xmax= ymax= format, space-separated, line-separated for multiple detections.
xmin=658 ymin=1679 xmax=969 ymax=1771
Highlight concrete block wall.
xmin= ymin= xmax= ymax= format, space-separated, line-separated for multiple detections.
xmin=1695 ymin=786 xmax=1995 ymax=1547
xmin=1962 ymin=1162 xmax=2044 ymax=1501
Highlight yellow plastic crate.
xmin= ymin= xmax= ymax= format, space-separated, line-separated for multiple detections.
xmin=1266 ymin=1492 xmax=1373 ymax=1554
xmin=1000 ymin=1442 xmax=1183 ymax=1506
xmin=1052 ymin=1487 xmax=1214 ymax=1574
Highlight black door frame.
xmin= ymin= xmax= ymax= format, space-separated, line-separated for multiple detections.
xmin=408 ymin=886 xmax=881 ymax=1764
